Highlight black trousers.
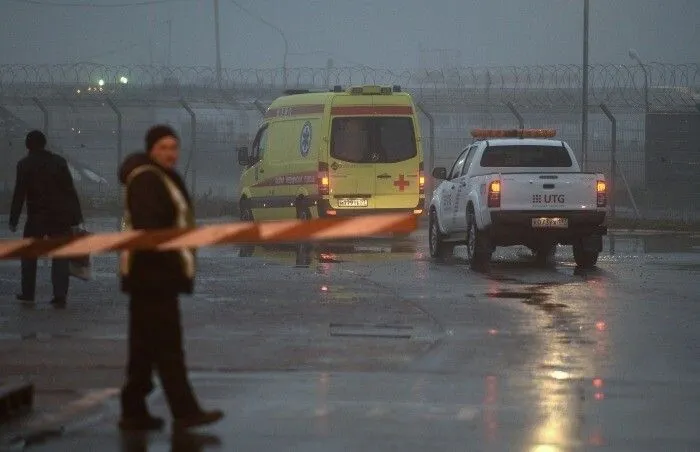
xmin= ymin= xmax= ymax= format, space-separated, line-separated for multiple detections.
xmin=120 ymin=293 xmax=200 ymax=418
xmin=21 ymin=223 xmax=70 ymax=299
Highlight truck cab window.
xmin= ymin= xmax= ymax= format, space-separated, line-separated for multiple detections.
xmin=448 ymin=148 xmax=469 ymax=180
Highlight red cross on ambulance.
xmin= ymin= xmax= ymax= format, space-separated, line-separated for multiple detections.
xmin=393 ymin=174 xmax=410 ymax=191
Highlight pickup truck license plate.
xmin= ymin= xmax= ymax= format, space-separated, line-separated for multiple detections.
xmin=337 ymin=198 xmax=368 ymax=208
xmin=532 ymin=217 xmax=568 ymax=228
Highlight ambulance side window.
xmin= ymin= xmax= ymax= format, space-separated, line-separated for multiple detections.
xmin=251 ymin=125 xmax=269 ymax=164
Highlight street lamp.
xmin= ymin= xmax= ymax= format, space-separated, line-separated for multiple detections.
xmin=119 ymin=76 xmax=128 ymax=84
xmin=98 ymin=79 xmax=105 ymax=87
xmin=629 ymin=48 xmax=649 ymax=114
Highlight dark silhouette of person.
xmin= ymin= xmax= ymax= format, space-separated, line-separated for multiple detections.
xmin=9 ymin=130 xmax=83 ymax=307
xmin=117 ymin=125 xmax=223 ymax=431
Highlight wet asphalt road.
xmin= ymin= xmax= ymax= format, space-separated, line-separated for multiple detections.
xmin=1 ymin=218 xmax=700 ymax=451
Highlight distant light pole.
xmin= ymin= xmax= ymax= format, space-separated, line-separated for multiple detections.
xmin=229 ymin=0 xmax=288 ymax=87
xmin=581 ymin=0 xmax=589 ymax=171
xmin=214 ymin=0 xmax=222 ymax=89
xmin=260 ymin=23 xmax=288 ymax=87
xmin=629 ymin=48 xmax=649 ymax=114
xmin=273 ymin=26 xmax=289 ymax=88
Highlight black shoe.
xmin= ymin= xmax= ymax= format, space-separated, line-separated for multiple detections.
xmin=16 ymin=294 xmax=34 ymax=302
xmin=119 ymin=415 xmax=165 ymax=431
xmin=50 ymin=297 xmax=66 ymax=308
xmin=172 ymin=410 xmax=224 ymax=431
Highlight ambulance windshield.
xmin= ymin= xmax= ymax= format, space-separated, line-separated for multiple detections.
xmin=330 ymin=117 xmax=416 ymax=163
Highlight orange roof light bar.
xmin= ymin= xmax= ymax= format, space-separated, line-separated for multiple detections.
xmin=471 ymin=128 xmax=557 ymax=139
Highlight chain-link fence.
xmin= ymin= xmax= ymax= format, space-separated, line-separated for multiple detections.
xmin=1 ymin=63 xmax=698 ymax=223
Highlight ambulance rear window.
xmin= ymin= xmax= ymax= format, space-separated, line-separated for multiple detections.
xmin=330 ymin=117 xmax=417 ymax=163
xmin=480 ymin=145 xmax=573 ymax=167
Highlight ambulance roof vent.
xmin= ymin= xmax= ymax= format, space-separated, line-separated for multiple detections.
xmin=392 ymin=85 xmax=402 ymax=92
xmin=347 ymin=85 xmax=394 ymax=95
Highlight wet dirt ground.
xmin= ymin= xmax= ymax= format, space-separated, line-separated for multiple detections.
xmin=1 ymin=218 xmax=700 ymax=451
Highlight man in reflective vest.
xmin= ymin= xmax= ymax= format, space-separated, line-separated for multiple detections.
xmin=118 ymin=125 xmax=223 ymax=431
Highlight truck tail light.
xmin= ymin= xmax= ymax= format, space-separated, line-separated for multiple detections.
xmin=487 ymin=180 xmax=501 ymax=208
xmin=419 ymin=162 xmax=425 ymax=195
xmin=318 ymin=162 xmax=330 ymax=196
xmin=596 ymin=180 xmax=607 ymax=207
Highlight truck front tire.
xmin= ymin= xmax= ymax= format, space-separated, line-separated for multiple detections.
xmin=429 ymin=210 xmax=453 ymax=260
xmin=466 ymin=209 xmax=491 ymax=272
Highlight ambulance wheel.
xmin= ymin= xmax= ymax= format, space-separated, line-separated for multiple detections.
xmin=429 ymin=209 xmax=453 ymax=260
xmin=466 ymin=207 xmax=491 ymax=272
xmin=239 ymin=201 xmax=254 ymax=257
xmin=296 ymin=205 xmax=313 ymax=259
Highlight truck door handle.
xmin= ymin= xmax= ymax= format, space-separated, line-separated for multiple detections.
xmin=377 ymin=173 xmax=391 ymax=179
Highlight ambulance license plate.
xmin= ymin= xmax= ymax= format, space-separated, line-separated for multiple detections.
xmin=531 ymin=217 xmax=568 ymax=228
xmin=338 ymin=198 xmax=368 ymax=208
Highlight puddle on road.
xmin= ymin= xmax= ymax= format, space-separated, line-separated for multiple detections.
xmin=237 ymin=238 xmax=420 ymax=269
xmin=486 ymin=289 xmax=569 ymax=312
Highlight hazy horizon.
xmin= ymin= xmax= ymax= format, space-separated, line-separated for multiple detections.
xmin=1 ymin=0 xmax=698 ymax=70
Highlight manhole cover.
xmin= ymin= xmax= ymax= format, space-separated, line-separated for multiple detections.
xmin=329 ymin=323 xmax=413 ymax=339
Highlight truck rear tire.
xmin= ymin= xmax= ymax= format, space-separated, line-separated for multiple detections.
xmin=573 ymin=242 xmax=599 ymax=269
xmin=429 ymin=210 xmax=453 ymax=260
xmin=466 ymin=209 xmax=491 ymax=272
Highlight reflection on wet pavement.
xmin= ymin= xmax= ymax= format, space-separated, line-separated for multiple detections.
xmin=119 ymin=432 xmax=221 ymax=452
xmin=4 ymin=227 xmax=700 ymax=451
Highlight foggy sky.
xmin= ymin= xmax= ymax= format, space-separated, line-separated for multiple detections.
xmin=1 ymin=0 xmax=698 ymax=69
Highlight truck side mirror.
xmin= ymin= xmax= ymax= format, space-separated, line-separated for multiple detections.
xmin=432 ymin=167 xmax=447 ymax=180
xmin=237 ymin=146 xmax=249 ymax=166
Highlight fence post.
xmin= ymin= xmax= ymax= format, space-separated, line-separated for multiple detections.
xmin=105 ymin=98 xmax=123 ymax=230
xmin=32 ymin=97 xmax=49 ymax=137
xmin=105 ymin=98 xmax=123 ymax=171
xmin=505 ymin=101 xmax=524 ymax=129
xmin=180 ymin=100 xmax=197 ymax=200
xmin=599 ymin=103 xmax=616 ymax=220
xmin=600 ymin=103 xmax=641 ymax=222
xmin=415 ymin=102 xmax=435 ymax=209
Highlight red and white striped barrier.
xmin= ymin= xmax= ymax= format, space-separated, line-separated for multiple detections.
xmin=0 ymin=213 xmax=417 ymax=259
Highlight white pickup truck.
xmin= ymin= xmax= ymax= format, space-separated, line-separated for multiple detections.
xmin=428 ymin=129 xmax=607 ymax=270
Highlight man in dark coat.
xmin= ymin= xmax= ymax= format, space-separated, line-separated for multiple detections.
xmin=118 ymin=125 xmax=223 ymax=431
xmin=9 ymin=130 xmax=83 ymax=307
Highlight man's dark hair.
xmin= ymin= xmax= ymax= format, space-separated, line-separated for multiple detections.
xmin=145 ymin=125 xmax=179 ymax=152
xmin=25 ymin=130 xmax=47 ymax=152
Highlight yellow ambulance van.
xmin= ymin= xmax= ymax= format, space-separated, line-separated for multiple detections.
xmin=237 ymin=85 xmax=425 ymax=221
